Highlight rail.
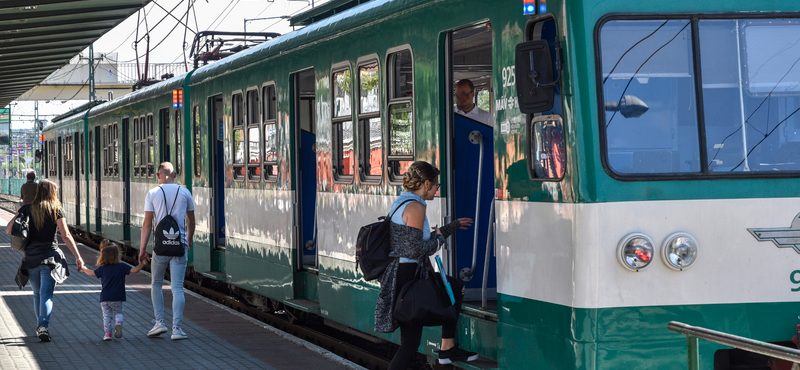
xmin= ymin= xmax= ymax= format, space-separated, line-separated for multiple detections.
xmin=668 ymin=321 xmax=800 ymax=370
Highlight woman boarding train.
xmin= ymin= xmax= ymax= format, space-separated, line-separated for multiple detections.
xmin=374 ymin=161 xmax=477 ymax=368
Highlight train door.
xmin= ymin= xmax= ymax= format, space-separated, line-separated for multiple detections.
xmin=210 ymin=95 xmax=226 ymax=273
xmin=122 ymin=119 xmax=131 ymax=242
xmin=445 ymin=22 xmax=497 ymax=309
xmin=293 ymin=69 xmax=317 ymax=269
xmin=94 ymin=128 xmax=102 ymax=231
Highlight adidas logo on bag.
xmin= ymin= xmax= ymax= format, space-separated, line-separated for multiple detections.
xmin=161 ymin=227 xmax=182 ymax=245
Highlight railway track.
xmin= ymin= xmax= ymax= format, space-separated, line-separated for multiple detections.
xmin=0 ymin=194 xmax=401 ymax=370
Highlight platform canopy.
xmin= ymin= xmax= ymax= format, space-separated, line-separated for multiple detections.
xmin=0 ymin=0 xmax=151 ymax=109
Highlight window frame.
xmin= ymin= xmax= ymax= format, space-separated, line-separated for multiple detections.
xmin=385 ymin=45 xmax=416 ymax=185
xmin=596 ymin=13 xmax=800 ymax=180
xmin=231 ymin=91 xmax=246 ymax=181
xmin=246 ymin=87 xmax=261 ymax=182
xmin=356 ymin=55 xmax=383 ymax=184
xmin=262 ymin=82 xmax=278 ymax=182
xmin=193 ymin=105 xmax=202 ymax=177
xmin=331 ymin=61 xmax=355 ymax=184
xmin=147 ymin=113 xmax=155 ymax=177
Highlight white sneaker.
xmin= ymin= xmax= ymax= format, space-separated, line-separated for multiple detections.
xmin=171 ymin=326 xmax=187 ymax=340
xmin=147 ymin=321 xmax=168 ymax=337
xmin=114 ymin=322 xmax=123 ymax=338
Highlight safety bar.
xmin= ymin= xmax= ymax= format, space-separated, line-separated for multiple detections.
xmin=668 ymin=321 xmax=800 ymax=370
xmin=480 ymin=198 xmax=495 ymax=310
xmin=459 ymin=130 xmax=483 ymax=282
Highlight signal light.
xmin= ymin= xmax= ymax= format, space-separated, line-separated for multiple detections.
xmin=173 ymin=89 xmax=183 ymax=108
xmin=39 ymin=134 xmax=45 ymax=143
xmin=523 ymin=0 xmax=536 ymax=15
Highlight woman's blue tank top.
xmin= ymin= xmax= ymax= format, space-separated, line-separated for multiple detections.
xmin=389 ymin=192 xmax=429 ymax=263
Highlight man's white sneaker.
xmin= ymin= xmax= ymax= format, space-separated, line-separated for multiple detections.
xmin=147 ymin=321 xmax=168 ymax=337
xmin=171 ymin=326 xmax=187 ymax=340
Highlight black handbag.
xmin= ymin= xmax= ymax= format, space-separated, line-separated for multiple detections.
xmin=393 ymin=265 xmax=457 ymax=327
xmin=356 ymin=199 xmax=414 ymax=281
xmin=10 ymin=204 xmax=30 ymax=252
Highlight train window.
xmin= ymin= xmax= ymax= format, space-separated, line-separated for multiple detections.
xmin=102 ymin=126 xmax=108 ymax=176
xmin=232 ymin=92 xmax=245 ymax=180
xmin=89 ymin=130 xmax=93 ymax=175
xmin=64 ymin=135 xmax=71 ymax=177
xmin=175 ymin=109 xmax=181 ymax=175
xmin=113 ymin=123 xmax=119 ymax=176
xmin=332 ymin=64 xmax=354 ymax=182
xmin=600 ymin=19 xmax=700 ymax=176
xmin=247 ymin=88 xmax=261 ymax=182
xmin=147 ymin=114 xmax=154 ymax=177
xmin=386 ymin=47 xmax=415 ymax=183
xmin=134 ymin=118 xmax=140 ymax=177
xmin=161 ymin=108 xmax=170 ymax=163
xmin=80 ymin=133 xmax=84 ymax=175
xmin=699 ymin=19 xmax=800 ymax=173
xmin=527 ymin=115 xmax=566 ymax=180
xmin=357 ymin=57 xmax=382 ymax=183
xmin=193 ymin=105 xmax=201 ymax=177
xmin=262 ymin=83 xmax=278 ymax=182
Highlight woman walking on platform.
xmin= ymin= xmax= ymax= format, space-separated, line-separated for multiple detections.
xmin=6 ymin=179 xmax=85 ymax=342
xmin=374 ymin=161 xmax=477 ymax=369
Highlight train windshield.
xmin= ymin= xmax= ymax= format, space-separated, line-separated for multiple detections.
xmin=599 ymin=18 xmax=800 ymax=176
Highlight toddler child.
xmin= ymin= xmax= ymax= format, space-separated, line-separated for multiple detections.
xmin=80 ymin=240 xmax=146 ymax=341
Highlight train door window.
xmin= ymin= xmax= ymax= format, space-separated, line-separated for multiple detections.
xmin=80 ymin=133 xmax=84 ymax=175
xmin=64 ymin=135 xmax=72 ymax=176
xmin=113 ymin=122 xmax=119 ymax=176
xmin=232 ymin=92 xmax=245 ymax=180
xmin=102 ymin=126 xmax=108 ymax=176
xmin=599 ymin=19 xmax=700 ymax=175
xmin=193 ymin=105 xmax=201 ymax=177
xmin=147 ymin=114 xmax=154 ymax=177
xmin=133 ymin=118 xmax=140 ymax=177
xmin=160 ymin=108 xmax=170 ymax=163
xmin=332 ymin=62 xmax=354 ymax=182
xmin=50 ymin=141 xmax=57 ymax=177
xmin=386 ymin=47 xmax=415 ymax=183
xmin=175 ymin=109 xmax=182 ymax=175
xmin=89 ymin=130 xmax=93 ymax=175
xmin=357 ymin=57 xmax=382 ymax=183
xmin=262 ymin=83 xmax=278 ymax=182
xmin=246 ymin=88 xmax=261 ymax=182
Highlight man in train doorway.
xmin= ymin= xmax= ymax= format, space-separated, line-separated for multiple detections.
xmin=138 ymin=161 xmax=196 ymax=340
xmin=20 ymin=171 xmax=37 ymax=205
xmin=454 ymin=79 xmax=494 ymax=127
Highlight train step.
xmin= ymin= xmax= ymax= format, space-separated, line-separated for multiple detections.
xmin=199 ymin=271 xmax=227 ymax=280
xmin=284 ymin=299 xmax=321 ymax=314
xmin=451 ymin=357 xmax=499 ymax=370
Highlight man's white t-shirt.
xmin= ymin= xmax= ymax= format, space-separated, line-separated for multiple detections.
xmin=144 ymin=183 xmax=195 ymax=246
xmin=455 ymin=105 xmax=494 ymax=127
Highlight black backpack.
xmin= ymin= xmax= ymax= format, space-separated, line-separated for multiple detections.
xmin=356 ymin=199 xmax=414 ymax=281
xmin=153 ymin=186 xmax=185 ymax=257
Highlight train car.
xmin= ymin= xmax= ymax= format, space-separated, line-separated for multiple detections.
xmin=42 ymin=0 xmax=800 ymax=368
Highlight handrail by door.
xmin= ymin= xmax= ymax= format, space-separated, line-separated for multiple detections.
xmin=459 ymin=130 xmax=483 ymax=282
xmin=481 ymin=198 xmax=495 ymax=310
xmin=668 ymin=321 xmax=800 ymax=370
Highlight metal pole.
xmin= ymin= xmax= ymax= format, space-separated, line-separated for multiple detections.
xmin=89 ymin=45 xmax=96 ymax=101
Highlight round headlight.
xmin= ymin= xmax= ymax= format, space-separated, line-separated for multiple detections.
xmin=661 ymin=233 xmax=698 ymax=270
xmin=617 ymin=233 xmax=654 ymax=271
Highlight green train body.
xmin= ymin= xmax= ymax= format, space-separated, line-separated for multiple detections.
xmin=42 ymin=0 xmax=800 ymax=368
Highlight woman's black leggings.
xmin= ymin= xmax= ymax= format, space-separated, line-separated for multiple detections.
xmin=388 ymin=263 xmax=465 ymax=370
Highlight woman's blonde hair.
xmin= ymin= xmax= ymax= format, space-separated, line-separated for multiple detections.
xmin=402 ymin=161 xmax=440 ymax=191
xmin=30 ymin=179 xmax=62 ymax=230
xmin=96 ymin=240 xmax=121 ymax=266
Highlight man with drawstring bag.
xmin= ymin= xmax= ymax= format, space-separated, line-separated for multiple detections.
xmin=138 ymin=162 xmax=195 ymax=340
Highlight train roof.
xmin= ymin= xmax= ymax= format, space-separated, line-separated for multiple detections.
xmin=190 ymin=0 xmax=426 ymax=83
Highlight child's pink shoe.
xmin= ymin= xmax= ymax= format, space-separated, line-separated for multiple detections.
xmin=103 ymin=333 xmax=112 ymax=341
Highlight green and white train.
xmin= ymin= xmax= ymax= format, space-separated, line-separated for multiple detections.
xmin=41 ymin=0 xmax=800 ymax=368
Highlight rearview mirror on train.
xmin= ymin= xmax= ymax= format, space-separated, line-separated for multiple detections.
xmin=515 ymin=40 xmax=555 ymax=114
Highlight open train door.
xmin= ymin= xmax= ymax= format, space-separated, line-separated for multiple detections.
xmin=445 ymin=22 xmax=498 ymax=310
xmin=292 ymin=69 xmax=318 ymax=271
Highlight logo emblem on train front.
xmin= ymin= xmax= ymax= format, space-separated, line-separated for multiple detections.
xmin=748 ymin=213 xmax=800 ymax=253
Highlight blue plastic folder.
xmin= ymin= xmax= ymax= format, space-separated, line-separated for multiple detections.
xmin=435 ymin=255 xmax=456 ymax=305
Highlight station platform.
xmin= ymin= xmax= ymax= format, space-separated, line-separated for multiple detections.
xmin=0 ymin=209 xmax=365 ymax=370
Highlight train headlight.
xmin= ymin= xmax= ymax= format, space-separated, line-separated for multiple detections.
xmin=661 ymin=233 xmax=698 ymax=271
xmin=617 ymin=233 xmax=654 ymax=271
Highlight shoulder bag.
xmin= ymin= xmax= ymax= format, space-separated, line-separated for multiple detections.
xmin=10 ymin=204 xmax=30 ymax=252
xmin=393 ymin=263 xmax=457 ymax=327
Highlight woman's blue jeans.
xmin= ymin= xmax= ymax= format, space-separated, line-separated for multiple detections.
xmin=27 ymin=265 xmax=56 ymax=328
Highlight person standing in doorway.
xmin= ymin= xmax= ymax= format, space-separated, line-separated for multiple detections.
xmin=138 ymin=162 xmax=195 ymax=340
xmin=454 ymin=79 xmax=494 ymax=127
xmin=20 ymin=171 xmax=38 ymax=206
